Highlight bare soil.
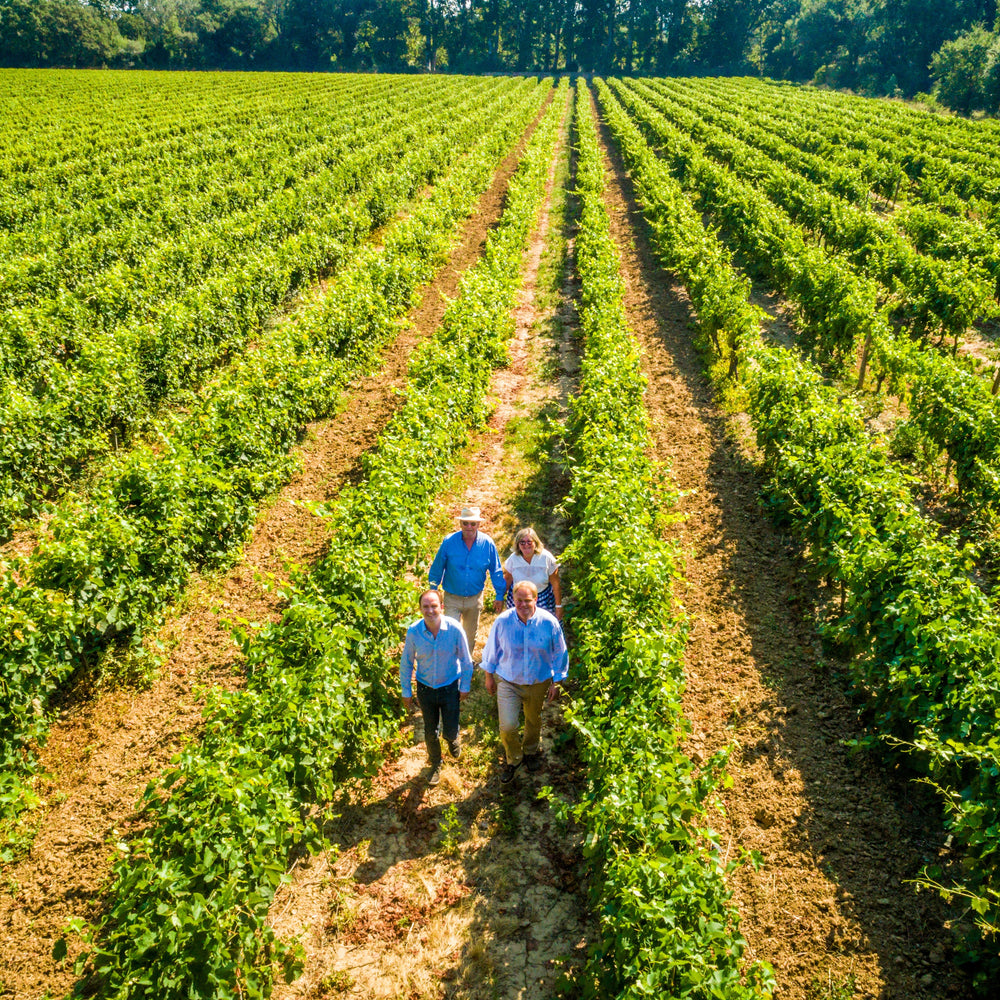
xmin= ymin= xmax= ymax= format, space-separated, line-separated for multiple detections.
xmin=267 ymin=96 xmax=594 ymax=1000
xmin=956 ymin=312 xmax=1000 ymax=367
xmin=269 ymin=699 xmax=590 ymax=1000
xmin=0 ymin=115 xmax=541 ymax=1000
xmin=594 ymin=99 xmax=975 ymax=1000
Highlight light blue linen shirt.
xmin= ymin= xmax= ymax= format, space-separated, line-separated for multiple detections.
xmin=428 ymin=530 xmax=506 ymax=599
xmin=480 ymin=607 xmax=569 ymax=685
xmin=399 ymin=614 xmax=473 ymax=699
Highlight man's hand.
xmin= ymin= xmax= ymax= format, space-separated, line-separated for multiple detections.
xmin=460 ymin=691 xmax=470 ymax=703
xmin=403 ymin=696 xmax=414 ymax=711
xmin=493 ymin=598 xmax=504 ymax=614
xmin=483 ymin=672 xmax=497 ymax=697
xmin=547 ymin=682 xmax=560 ymax=703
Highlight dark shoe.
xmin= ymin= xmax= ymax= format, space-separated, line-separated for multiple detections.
xmin=523 ymin=752 xmax=542 ymax=774
xmin=499 ymin=760 xmax=521 ymax=784
xmin=428 ymin=764 xmax=441 ymax=786
xmin=448 ymin=739 xmax=461 ymax=760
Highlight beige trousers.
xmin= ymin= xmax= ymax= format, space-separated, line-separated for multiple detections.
xmin=441 ymin=590 xmax=482 ymax=653
xmin=497 ymin=677 xmax=550 ymax=765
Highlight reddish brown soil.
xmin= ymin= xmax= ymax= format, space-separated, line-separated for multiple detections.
xmin=0 ymin=112 xmax=543 ymax=1000
xmin=594 ymin=97 xmax=975 ymax=1000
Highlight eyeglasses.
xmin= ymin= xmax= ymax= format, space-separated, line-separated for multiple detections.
xmin=518 ymin=540 xmax=534 ymax=548
xmin=459 ymin=521 xmax=477 ymax=528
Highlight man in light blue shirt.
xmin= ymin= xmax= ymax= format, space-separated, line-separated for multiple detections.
xmin=428 ymin=506 xmax=506 ymax=654
xmin=481 ymin=580 xmax=568 ymax=784
xmin=400 ymin=590 xmax=473 ymax=786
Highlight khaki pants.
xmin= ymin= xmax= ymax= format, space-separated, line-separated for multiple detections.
xmin=497 ymin=677 xmax=550 ymax=765
xmin=441 ymin=590 xmax=482 ymax=653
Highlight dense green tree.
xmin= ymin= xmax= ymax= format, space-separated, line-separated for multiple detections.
xmin=657 ymin=0 xmax=694 ymax=71
xmin=768 ymin=0 xmax=869 ymax=85
xmin=697 ymin=0 xmax=765 ymax=73
xmin=769 ymin=0 xmax=996 ymax=94
xmin=275 ymin=0 xmax=341 ymax=68
xmin=930 ymin=22 xmax=1000 ymax=112
xmin=353 ymin=0 xmax=410 ymax=68
xmin=0 ymin=0 xmax=48 ymax=64
xmin=865 ymin=0 xmax=986 ymax=94
xmin=129 ymin=0 xmax=204 ymax=65
xmin=0 ymin=0 xmax=122 ymax=66
xmin=187 ymin=0 xmax=281 ymax=66
xmin=2 ymin=0 xmax=1000 ymax=115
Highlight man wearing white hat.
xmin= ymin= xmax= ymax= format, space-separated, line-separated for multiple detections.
xmin=428 ymin=506 xmax=505 ymax=654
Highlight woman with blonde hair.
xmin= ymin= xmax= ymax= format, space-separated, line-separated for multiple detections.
xmin=503 ymin=527 xmax=563 ymax=620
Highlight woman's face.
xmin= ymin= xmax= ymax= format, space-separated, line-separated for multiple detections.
xmin=518 ymin=536 xmax=535 ymax=557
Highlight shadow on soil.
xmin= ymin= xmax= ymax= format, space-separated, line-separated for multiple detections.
xmin=316 ymin=658 xmax=591 ymax=1000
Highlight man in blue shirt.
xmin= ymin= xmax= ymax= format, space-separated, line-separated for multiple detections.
xmin=428 ymin=506 xmax=505 ymax=656
xmin=481 ymin=580 xmax=568 ymax=784
xmin=400 ymin=590 xmax=473 ymax=786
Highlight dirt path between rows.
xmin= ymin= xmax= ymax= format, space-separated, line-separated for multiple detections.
xmin=593 ymin=94 xmax=975 ymax=1000
xmin=267 ymin=97 xmax=594 ymax=1000
xmin=0 ymin=109 xmax=548 ymax=1000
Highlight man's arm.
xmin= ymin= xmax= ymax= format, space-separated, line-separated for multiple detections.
xmin=487 ymin=541 xmax=505 ymax=599
xmin=479 ymin=616 xmax=504 ymax=696
xmin=428 ymin=536 xmax=449 ymax=590
xmin=456 ymin=627 xmax=473 ymax=700
xmin=550 ymin=620 xmax=569 ymax=684
xmin=400 ymin=632 xmax=417 ymax=706
xmin=486 ymin=539 xmax=505 ymax=611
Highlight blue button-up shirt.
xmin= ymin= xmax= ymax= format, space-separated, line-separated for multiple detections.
xmin=480 ymin=607 xmax=568 ymax=685
xmin=428 ymin=530 xmax=505 ymax=599
xmin=399 ymin=615 xmax=473 ymax=699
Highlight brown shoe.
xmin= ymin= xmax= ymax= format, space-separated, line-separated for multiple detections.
xmin=499 ymin=760 xmax=521 ymax=784
xmin=523 ymin=752 xmax=542 ymax=774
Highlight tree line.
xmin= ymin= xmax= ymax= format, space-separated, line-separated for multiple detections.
xmin=1 ymin=0 xmax=999 ymax=112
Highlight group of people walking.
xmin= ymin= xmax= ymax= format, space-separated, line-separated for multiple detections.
xmin=399 ymin=506 xmax=567 ymax=786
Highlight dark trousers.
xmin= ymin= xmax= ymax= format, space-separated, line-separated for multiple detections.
xmin=416 ymin=679 xmax=460 ymax=765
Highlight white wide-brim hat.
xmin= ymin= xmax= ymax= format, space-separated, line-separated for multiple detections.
xmin=458 ymin=506 xmax=483 ymax=521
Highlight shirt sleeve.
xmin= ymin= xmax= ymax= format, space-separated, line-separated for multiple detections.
xmin=550 ymin=621 xmax=569 ymax=683
xmin=503 ymin=553 xmax=515 ymax=573
xmin=456 ymin=627 xmax=474 ymax=693
xmin=400 ymin=630 xmax=416 ymax=699
xmin=545 ymin=551 xmax=559 ymax=577
xmin=480 ymin=616 xmax=503 ymax=674
xmin=487 ymin=540 xmax=506 ymax=599
xmin=428 ymin=537 xmax=448 ymax=590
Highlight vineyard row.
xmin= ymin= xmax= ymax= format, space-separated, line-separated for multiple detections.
xmin=596 ymin=75 xmax=1000 ymax=986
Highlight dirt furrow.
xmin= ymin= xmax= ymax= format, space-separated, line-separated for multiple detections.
xmin=593 ymin=100 xmax=974 ymax=1000
xmin=0 ymin=118 xmax=542 ymax=999
xmin=268 ymin=100 xmax=593 ymax=1000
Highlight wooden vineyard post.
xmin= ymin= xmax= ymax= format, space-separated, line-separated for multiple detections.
xmin=857 ymin=330 xmax=873 ymax=391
